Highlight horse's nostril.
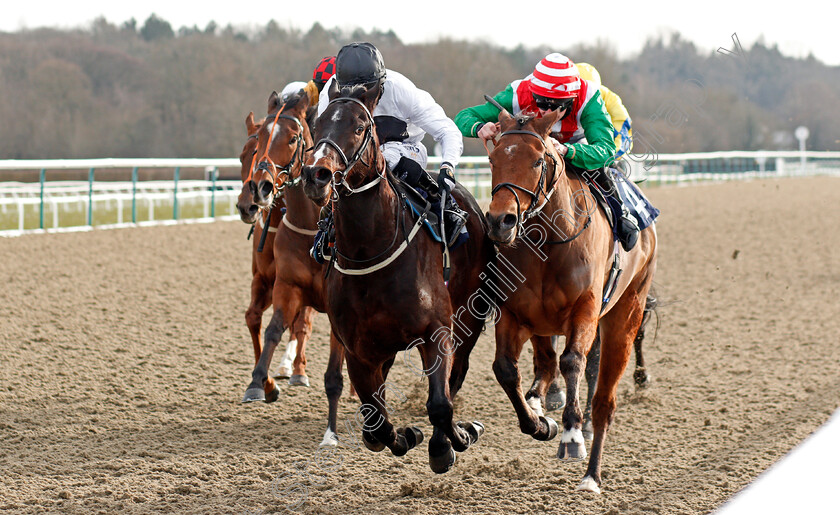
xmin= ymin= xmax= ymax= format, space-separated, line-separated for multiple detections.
xmin=501 ymin=214 xmax=517 ymax=228
xmin=315 ymin=167 xmax=330 ymax=183
xmin=258 ymin=180 xmax=273 ymax=199
xmin=247 ymin=204 xmax=258 ymax=217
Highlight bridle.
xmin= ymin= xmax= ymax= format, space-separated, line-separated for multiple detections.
xmin=490 ymin=129 xmax=560 ymax=230
xmin=489 ymin=129 xmax=591 ymax=244
xmin=244 ymin=108 xmax=306 ymax=197
xmin=312 ymin=96 xmax=385 ymax=197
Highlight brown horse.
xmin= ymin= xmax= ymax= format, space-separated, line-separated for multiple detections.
xmin=301 ymin=85 xmax=496 ymax=472
xmin=236 ymin=112 xmax=316 ymax=388
xmin=484 ymin=108 xmax=657 ymax=493
xmin=236 ymin=88 xmax=353 ymax=448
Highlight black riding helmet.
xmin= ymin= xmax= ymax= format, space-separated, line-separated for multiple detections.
xmin=335 ymin=42 xmax=386 ymax=87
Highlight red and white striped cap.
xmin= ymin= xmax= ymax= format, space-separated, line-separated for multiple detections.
xmin=527 ymin=53 xmax=581 ymax=99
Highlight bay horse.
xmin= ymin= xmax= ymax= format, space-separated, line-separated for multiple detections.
xmin=237 ymin=88 xmax=351 ymax=446
xmin=301 ymin=84 xmax=496 ymax=472
xmin=236 ymin=111 xmax=315 ymax=387
xmin=485 ymin=107 xmax=657 ymax=493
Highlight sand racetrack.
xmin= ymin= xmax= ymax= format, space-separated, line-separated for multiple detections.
xmin=1 ymin=177 xmax=839 ymax=514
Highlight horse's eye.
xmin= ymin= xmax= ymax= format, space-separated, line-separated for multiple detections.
xmin=534 ymin=158 xmax=544 ymax=168
xmin=290 ymin=135 xmax=298 ymax=144
xmin=355 ymin=125 xmax=365 ymax=135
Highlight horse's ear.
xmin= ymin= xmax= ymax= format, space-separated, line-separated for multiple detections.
xmin=498 ymin=109 xmax=513 ymax=123
xmin=245 ymin=112 xmax=257 ymax=135
xmin=268 ymin=91 xmax=281 ymax=114
xmin=534 ymin=108 xmax=562 ymax=136
xmin=359 ymin=82 xmax=382 ymax=112
xmin=327 ymin=79 xmax=339 ymax=101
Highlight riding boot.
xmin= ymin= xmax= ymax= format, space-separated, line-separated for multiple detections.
xmin=592 ymin=168 xmax=639 ymax=252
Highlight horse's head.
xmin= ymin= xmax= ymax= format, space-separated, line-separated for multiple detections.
xmin=302 ymin=80 xmax=385 ymax=206
xmin=486 ymin=107 xmax=564 ymax=244
xmin=236 ymin=88 xmax=314 ymax=223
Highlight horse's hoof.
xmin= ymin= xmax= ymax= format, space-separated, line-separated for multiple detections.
xmin=401 ymin=427 xmax=424 ymax=449
xmin=577 ymin=476 xmax=601 ymax=494
xmin=264 ymin=384 xmax=280 ymax=403
xmin=557 ymin=441 xmax=587 ymax=461
xmin=241 ymin=387 xmax=265 ymax=404
xmin=546 ymin=385 xmax=566 ymax=411
xmin=634 ymin=369 xmax=652 ymax=388
xmin=582 ymin=420 xmax=594 ymax=442
xmin=535 ymin=416 xmax=559 ymax=441
xmin=429 ymin=445 xmax=456 ymax=474
xmin=289 ymin=375 xmax=310 ymax=387
xmin=458 ymin=421 xmax=485 ymax=445
xmin=362 ymin=432 xmax=386 ymax=453
xmin=272 ymin=366 xmax=292 ymax=379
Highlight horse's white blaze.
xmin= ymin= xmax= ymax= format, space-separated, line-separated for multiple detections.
xmin=577 ymin=476 xmax=601 ymax=494
xmin=320 ymin=428 xmax=338 ymax=447
xmin=527 ymin=397 xmax=544 ymax=417
xmin=330 ymin=110 xmax=343 ymax=123
xmin=313 ymin=145 xmax=330 ymax=162
xmin=504 ymin=144 xmax=517 ymax=156
xmin=561 ymin=427 xmax=584 ymax=444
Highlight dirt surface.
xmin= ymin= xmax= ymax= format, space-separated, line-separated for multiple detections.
xmin=2 ymin=177 xmax=839 ymax=514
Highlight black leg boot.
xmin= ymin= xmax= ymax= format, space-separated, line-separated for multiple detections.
xmin=592 ymin=168 xmax=639 ymax=251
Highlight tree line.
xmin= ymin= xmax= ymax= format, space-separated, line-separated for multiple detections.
xmin=0 ymin=15 xmax=836 ymax=160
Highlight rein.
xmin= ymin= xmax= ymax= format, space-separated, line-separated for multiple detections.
xmin=490 ymin=128 xmax=591 ymax=245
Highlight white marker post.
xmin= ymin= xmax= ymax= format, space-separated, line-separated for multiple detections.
xmin=794 ymin=126 xmax=809 ymax=175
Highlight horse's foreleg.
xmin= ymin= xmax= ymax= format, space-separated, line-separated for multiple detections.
xmin=246 ymin=274 xmax=272 ymax=365
xmin=419 ymin=331 xmax=484 ymax=473
xmin=289 ymin=306 xmax=315 ymax=387
xmin=578 ymin=292 xmax=642 ymax=494
xmin=557 ymin=300 xmax=599 ymax=462
xmin=492 ymin=316 xmax=558 ymax=442
xmin=242 ymin=308 xmax=284 ymax=404
xmin=582 ymin=330 xmax=601 ymax=441
xmin=321 ymin=330 xmax=345 ymax=447
xmin=525 ymin=335 xmax=558 ymax=418
xmin=344 ymin=353 xmax=422 ymax=458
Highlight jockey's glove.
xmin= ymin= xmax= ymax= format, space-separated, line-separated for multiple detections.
xmin=438 ymin=162 xmax=456 ymax=194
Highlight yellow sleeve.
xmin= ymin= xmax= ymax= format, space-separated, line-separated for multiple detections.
xmin=600 ymin=85 xmax=633 ymax=155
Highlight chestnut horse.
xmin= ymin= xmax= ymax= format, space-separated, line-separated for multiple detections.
xmin=301 ymin=85 xmax=495 ymax=472
xmin=236 ymin=112 xmax=315 ymax=386
xmin=237 ymin=89 xmax=351 ymax=446
xmin=485 ymin=108 xmax=657 ymax=493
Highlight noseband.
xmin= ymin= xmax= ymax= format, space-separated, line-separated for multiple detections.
xmin=245 ymin=109 xmax=306 ymax=196
xmin=490 ymin=129 xmax=559 ymax=229
xmin=312 ymin=97 xmax=385 ymax=196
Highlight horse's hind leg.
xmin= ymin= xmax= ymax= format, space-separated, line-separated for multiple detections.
xmin=344 ymin=353 xmax=423 ymax=458
xmin=579 ymin=287 xmax=647 ymax=494
xmin=546 ymin=336 xmax=566 ymax=411
xmin=289 ymin=306 xmax=315 ymax=387
xmin=321 ymin=330 xmax=345 ymax=447
xmin=632 ymin=293 xmax=657 ymax=388
xmin=242 ymin=307 xmax=285 ymax=404
xmin=582 ymin=330 xmax=601 ymax=441
xmin=525 ymin=335 xmax=558 ymax=418
xmin=492 ymin=314 xmax=558 ymax=442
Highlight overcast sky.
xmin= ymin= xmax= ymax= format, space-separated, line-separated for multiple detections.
xmin=2 ymin=1 xmax=838 ymax=66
